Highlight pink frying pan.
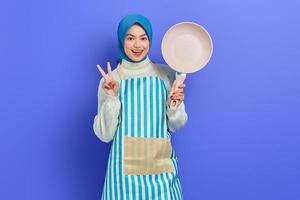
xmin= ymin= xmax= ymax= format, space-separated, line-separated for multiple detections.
xmin=161 ymin=22 xmax=213 ymax=89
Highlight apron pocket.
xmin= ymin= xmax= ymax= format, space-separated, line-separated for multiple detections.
xmin=123 ymin=136 xmax=175 ymax=175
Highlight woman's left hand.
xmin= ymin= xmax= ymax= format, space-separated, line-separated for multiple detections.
xmin=168 ymin=80 xmax=185 ymax=108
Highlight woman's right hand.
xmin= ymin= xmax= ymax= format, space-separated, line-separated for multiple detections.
xmin=96 ymin=62 xmax=119 ymax=97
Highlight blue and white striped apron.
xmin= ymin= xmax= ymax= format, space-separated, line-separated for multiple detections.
xmin=101 ymin=63 xmax=183 ymax=200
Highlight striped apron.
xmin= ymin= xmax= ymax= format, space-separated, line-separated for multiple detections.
xmin=101 ymin=62 xmax=183 ymax=200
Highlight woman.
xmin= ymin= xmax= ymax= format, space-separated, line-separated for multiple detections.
xmin=93 ymin=14 xmax=188 ymax=200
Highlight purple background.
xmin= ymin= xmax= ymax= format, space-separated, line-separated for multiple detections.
xmin=1 ymin=0 xmax=300 ymax=199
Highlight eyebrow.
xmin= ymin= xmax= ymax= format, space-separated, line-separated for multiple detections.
xmin=126 ymin=33 xmax=148 ymax=37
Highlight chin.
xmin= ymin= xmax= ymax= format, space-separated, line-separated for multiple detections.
xmin=129 ymin=54 xmax=147 ymax=62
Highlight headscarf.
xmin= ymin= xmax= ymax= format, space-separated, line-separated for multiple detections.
xmin=117 ymin=14 xmax=152 ymax=63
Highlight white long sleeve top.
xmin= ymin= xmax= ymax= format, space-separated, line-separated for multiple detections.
xmin=93 ymin=56 xmax=188 ymax=143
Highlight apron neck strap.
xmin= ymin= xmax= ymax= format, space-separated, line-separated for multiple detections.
xmin=117 ymin=63 xmax=126 ymax=80
xmin=117 ymin=62 xmax=163 ymax=81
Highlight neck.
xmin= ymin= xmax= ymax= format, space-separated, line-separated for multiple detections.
xmin=121 ymin=56 xmax=151 ymax=71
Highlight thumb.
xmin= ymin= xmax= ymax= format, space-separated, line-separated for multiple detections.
xmin=171 ymin=80 xmax=177 ymax=93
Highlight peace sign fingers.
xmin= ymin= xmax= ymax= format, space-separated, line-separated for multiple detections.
xmin=96 ymin=62 xmax=114 ymax=82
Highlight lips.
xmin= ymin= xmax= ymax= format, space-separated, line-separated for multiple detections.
xmin=131 ymin=49 xmax=143 ymax=57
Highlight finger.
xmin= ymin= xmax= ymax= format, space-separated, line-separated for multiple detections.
xmin=171 ymin=80 xmax=177 ymax=93
xmin=171 ymin=89 xmax=184 ymax=96
xmin=172 ymin=95 xmax=184 ymax=101
xmin=96 ymin=64 xmax=108 ymax=80
xmin=102 ymin=83 xmax=110 ymax=90
xmin=104 ymin=85 xmax=110 ymax=90
xmin=168 ymin=98 xmax=175 ymax=106
xmin=171 ymin=93 xmax=184 ymax=100
xmin=112 ymin=82 xmax=119 ymax=92
xmin=171 ymin=93 xmax=184 ymax=99
xmin=173 ymin=88 xmax=184 ymax=94
xmin=103 ymin=82 xmax=112 ymax=90
xmin=108 ymin=81 xmax=116 ymax=89
xmin=178 ymin=83 xmax=186 ymax=89
xmin=107 ymin=62 xmax=113 ymax=79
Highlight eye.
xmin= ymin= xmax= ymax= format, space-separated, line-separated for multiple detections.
xmin=141 ymin=37 xmax=148 ymax=41
xmin=126 ymin=37 xmax=134 ymax=41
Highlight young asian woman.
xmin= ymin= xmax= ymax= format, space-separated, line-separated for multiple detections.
xmin=93 ymin=14 xmax=187 ymax=200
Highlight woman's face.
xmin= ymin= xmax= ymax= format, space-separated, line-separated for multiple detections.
xmin=124 ymin=24 xmax=150 ymax=62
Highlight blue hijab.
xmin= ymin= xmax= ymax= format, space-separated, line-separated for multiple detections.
xmin=117 ymin=14 xmax=152 ymax=64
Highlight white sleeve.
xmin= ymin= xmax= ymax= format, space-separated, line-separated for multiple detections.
xmin=93 ymin=77 xmax=121 ymax=143
xmin=166 ymin=101 xmax=188 ymax=133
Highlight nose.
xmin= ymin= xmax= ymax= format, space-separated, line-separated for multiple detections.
xmin=133 ymin=39 xmax=141 ymax=48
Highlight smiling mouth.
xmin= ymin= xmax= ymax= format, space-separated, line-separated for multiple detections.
xmin=131 ymin=49 xmax=143 ymax=57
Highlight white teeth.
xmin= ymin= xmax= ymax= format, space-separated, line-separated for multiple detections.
xmin=132 ymin=50 xmax=143 ymax=53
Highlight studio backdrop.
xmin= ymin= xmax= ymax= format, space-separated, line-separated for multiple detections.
xmin=0 ymin=0 xmax=300 ymax=199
